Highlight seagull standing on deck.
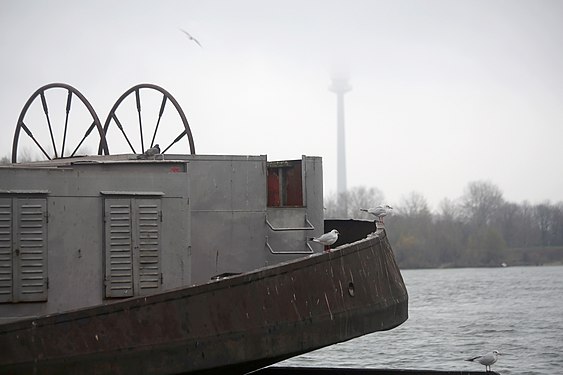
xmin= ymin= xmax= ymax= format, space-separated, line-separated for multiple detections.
xmin=308 ymin=229 xmax=339 ymax=251
xmin=360 ymin=204 xmax=393 ymax=223
xmin=180 ymin=28 xmax=203 ymax=48
xmin=465 ymin=350 xmax=501 ymax=372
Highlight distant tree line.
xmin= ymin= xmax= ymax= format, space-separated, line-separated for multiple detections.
xmin=325 ymin=181 xmax=563 ymax=268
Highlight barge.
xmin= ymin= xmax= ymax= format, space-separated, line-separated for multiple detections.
xmin=0 ymin=83 xmax=408 ymax=374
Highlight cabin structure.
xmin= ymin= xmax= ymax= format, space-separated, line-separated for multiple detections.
xmin=0 ymin=153 xmax=324 ymax=323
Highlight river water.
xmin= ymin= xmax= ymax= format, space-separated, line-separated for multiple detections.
xmin=279 ymin=266 xmax=563 ymax=374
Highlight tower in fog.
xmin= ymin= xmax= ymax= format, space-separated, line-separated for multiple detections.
xmin=329 ymin=73 xmax=351 ymax=205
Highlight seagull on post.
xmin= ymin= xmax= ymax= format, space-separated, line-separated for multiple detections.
xmin=360 ymin=204 xmax=393 ymax=223
xmin=180 ymin=28 xmax=203 ymax=48
xmin=465 ymin=350 xmax=501 ymax=372
xmin=309 ymin=229 xmax=340 ymax=252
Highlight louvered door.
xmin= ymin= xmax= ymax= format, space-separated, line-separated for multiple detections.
xmin=104 ymin=199 xmax=134 ymax=297
xmin=104 ymin=198 xmax=162 ymax=298
xmin=134 ymin=199 xmax=161 ymax=296
xmin=0 ymin=199 xmax=12 ymax=302
xmin=14 ymin=199 xmax=48 ymax=301
xmin=0 ymin=197 xmax=48 ymax=303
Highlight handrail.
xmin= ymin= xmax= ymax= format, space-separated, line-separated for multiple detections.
xmin=265 ymin=236 xmax=314 ymax=255
xmin=265 ymin=214 xmax=315 ymax=232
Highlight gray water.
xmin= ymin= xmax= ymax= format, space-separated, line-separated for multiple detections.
xmin=279 ymin=266 xmax=563 ymax=374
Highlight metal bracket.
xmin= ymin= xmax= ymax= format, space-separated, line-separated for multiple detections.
xmin=265 ymin=236 xmax=314 ymax=255
xmin=265 ymin=214 xmax=315 ymax=232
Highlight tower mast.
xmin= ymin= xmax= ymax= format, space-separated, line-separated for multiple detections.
xmin=329 ymin=74 xmax=351 ymax=212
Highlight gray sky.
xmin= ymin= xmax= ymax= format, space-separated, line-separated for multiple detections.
xmin=1 ymin=0 xmax=562 ymax=210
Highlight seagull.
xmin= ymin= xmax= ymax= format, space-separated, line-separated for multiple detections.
xmin=360 ymin=204 xmax=393 ymax=223
xmin=309 ymin=229 xmax=340 ymax=251
xmin=180 ymin=28 xmax=203 ymax=48
xmin=465 ymin=350 xmax=501 ymax=372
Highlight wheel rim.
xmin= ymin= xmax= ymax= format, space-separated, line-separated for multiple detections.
xmin=97 ymin=83 xmax=196 ymax=156
xmin=12 ymin=83 xmax=109 ymax=163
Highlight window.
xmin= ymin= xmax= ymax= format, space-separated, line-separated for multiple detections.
xmin=0 ymin=197 xmax=48 ymax=303
xmin=267 ymin=160 xmax=303 ymax=207
xmin=104 ymin=198 xmax=162 ymax=298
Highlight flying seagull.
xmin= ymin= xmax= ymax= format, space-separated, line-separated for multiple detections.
xmin=465 ymin=350 xmax=501 ymax=372
xmin=309 ymin=229 xmax=340 ymax=251
xmin=180 ymin=28 xmax=203 ymax=48
xmin=360 ymin=204 xmax=393 ymax=223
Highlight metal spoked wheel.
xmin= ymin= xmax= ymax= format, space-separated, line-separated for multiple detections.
xmin=97 ymin=84 xmax=196 ymax=156
xmin=11 ymin=83 xmax=109 ymax=163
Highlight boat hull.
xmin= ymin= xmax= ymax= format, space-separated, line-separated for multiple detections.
xmin=0 ymin=229 xmax=407 ymax=375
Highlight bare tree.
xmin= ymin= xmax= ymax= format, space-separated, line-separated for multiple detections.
xmin=461 ymin=180 xmax=504 ymax=226
xmin=497 ymin=202 xmax=522 ymax=247
xmin=397 ymin=191 xmax=430 ymax=217
xmin=534 ymin=202 xmax=555 ymax=246
xmin=437 ymin=197 xmax=460 ymax=221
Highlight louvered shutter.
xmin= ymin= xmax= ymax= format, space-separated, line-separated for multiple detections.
xmin=104 ymin=199 xmax=134 ymax=298
xmin=134 ymin=199 xmax=161 ymax=295
xmin=0 ymin=199 xmax=12 ymax=302
xmin=14 ymin=198 xmax=48 ymax=302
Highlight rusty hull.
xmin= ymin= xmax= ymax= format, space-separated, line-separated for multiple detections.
xmin=0 ymin=228 xmax=408 ymax=375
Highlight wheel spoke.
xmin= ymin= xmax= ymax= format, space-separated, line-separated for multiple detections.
xmin=112 ymin=114 xmax=137 ymax=154
xmin=61 ymin=89 xmax=72 ymax=157
xmin=161 ymin=129 xmax=187 ymax=154
xmin=70 ymin=121 xmax=96 ymax=157
xmin=19 ymin=121 xmax=52 ymax=160
xmin=40 ymin=91 xmax=59 ymax=158
xmin=150 ymin=94 xmax=167 ymax=148
xmin=135 ymin=88 xmax=144 ymax=153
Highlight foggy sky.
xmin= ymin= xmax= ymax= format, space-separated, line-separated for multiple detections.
xmin=1 ymin=0 xmax=562 ymax=210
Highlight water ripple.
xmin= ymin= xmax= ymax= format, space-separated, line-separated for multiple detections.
xmin=279 ymin=266 xmax=563 ymax=375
